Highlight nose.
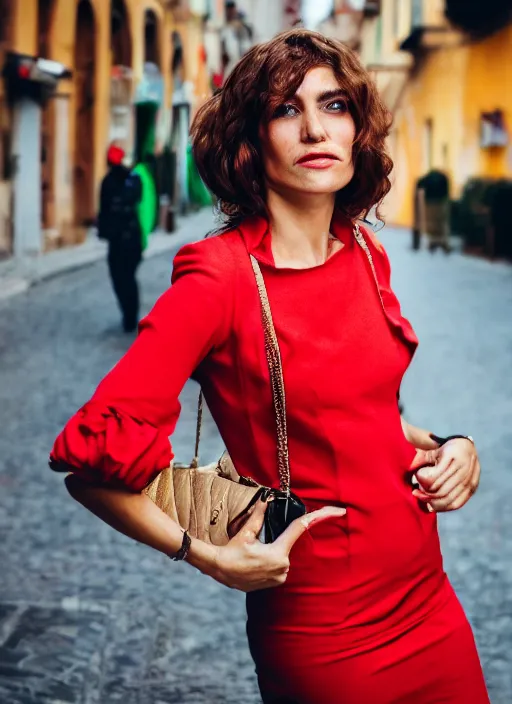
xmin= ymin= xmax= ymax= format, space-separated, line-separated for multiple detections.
xmin=301 ymin=108 xmax=327 ymax=144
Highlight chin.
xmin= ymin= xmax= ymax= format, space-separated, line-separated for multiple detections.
xmin=295 ymin=176 xmax=352 ymax=196
xmin=297 ymin=170 xmax=353 ymax=193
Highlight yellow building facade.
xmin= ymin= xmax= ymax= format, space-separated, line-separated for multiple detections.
xmin=360 ymin=0 xmax=512 ymax=227
xmin=0 ymin=0 xmax=212 ymax=257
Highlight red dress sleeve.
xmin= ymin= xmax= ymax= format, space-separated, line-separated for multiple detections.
xmin=49 ymin=236 xmax=234 ymax=491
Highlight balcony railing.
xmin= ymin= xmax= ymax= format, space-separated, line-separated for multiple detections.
xmin=400 ymin=0 xmax=457 ymax=52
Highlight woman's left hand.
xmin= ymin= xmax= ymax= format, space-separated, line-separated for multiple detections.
xmin=410 ymin=439 xmax=481 ymax=512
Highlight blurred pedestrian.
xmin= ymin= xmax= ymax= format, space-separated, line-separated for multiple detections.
xmin=97 ymin=143 xmax=143 ymax=333
xmin=51 ymin=30 xmax=488 ymax=704
xmin=415 ymin=169 xmax=452 ymax=253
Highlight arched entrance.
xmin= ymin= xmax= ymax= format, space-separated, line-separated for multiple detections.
xmin=73 ymin=0 xmax=96 ymax=229
xmin=134 ymin=9 xmax=163 ymax=163
xmin=171 ymin=30 xmax=185 ymax=93
xmin=144 ymin=9 xmax=160 ymax=65
xmin=38 ymin=0 xmax=56 ymax=234
xmin=38 ymin=0 xmax=55 ymax=57
xmin=169 ymin=30 xmax=190 ymax=214
xmin=110 ymin=0 xmax=133 ymax=156
xmin=111 ymin=0 xmax=132 ymax=67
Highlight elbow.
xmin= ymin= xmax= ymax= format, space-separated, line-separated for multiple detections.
xmin=50 ymin=402 xmax=173 ymax=492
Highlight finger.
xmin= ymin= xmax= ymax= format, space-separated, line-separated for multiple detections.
xmin=409 ymin=448 xmax=439 ymax=472
xmin=431 ymin=490 xmax=470 ymax=513
xmin=429 ymin=483 xmax=469 ymax=512
xmin=412 ymin=489 xmax=432 ymax=502
xmin=415 ymin=457 xmax=454 ymax=491
xmin=434 ymin=455 xmax=479 ymax=500
xmin=433 ymin=449 xmax=455 ymax=476
xmin=413 ymin=462 xmax=466 ymax=500
xmin=424 ymin=464 xmax=468 ymax=500
xmin=234 ymin=497 xmax=268 ymax=543
xmin=414 ymin=469 xmax=476 ymax=510
xmin=273 ymin=506 xmax=346 ymax=555
xmin=428 ymin=459 xmax=460 ymax=493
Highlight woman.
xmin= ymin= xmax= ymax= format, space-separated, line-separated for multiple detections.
xmin=50 ymin=31 xmax=489 ymax=703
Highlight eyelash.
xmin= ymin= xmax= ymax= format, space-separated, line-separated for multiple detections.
xmin=273 ymin=99 xmax=349 ymax=119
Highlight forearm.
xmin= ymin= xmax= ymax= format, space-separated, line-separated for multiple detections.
xmin=65 ymin=476 xmax=217 ymax=573
xmin=401 ymin=417 xmax=439 ymax=450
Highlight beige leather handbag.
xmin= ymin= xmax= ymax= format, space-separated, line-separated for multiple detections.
xmin=144 ymin=254 xmax=298 ymax=546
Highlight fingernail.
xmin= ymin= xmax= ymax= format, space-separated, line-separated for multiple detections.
xmin=427 ymin=503 xmax=434 ymax=513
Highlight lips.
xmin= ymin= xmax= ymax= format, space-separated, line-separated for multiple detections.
xmin=297 ymin=152 xmax=340 ymax=164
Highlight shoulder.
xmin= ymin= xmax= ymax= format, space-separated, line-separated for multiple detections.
xmin=358 ymin=221 xmax=385 ymax=254
xmin=359 ymin=223 xmax=391 ymax=286
xmin=171 ymin=228 xmax=243 ymax=284
xmin=359 ymin=223 xmax=389 ymax=267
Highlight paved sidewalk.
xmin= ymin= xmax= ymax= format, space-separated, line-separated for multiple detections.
xmin=0 ymin=208 xmax=217 ymax=301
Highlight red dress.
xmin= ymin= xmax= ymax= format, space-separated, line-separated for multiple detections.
xmin=50 ymin=214 xmax=489 ymax=704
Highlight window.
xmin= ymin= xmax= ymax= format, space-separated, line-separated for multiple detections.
xmin=411 ymin=0 xmax=423 ymax=29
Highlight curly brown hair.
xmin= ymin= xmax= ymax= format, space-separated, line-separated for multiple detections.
xmin=191 ymin=29 xmax=393 ymax=226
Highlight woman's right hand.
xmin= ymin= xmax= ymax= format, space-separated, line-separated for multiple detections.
xmin=206 ymin=499 xmax=346 ymax=592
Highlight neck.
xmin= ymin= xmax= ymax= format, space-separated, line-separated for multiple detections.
xmin=266 ymin=190 xmax=337 ymax=268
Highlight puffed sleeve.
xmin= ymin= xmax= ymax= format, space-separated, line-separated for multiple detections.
xmin=49 ymin=236 xmax=234 ymax=492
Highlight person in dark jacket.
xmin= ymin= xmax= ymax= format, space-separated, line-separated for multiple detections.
xmin=98 ymin=144 xmax=143 ymax=333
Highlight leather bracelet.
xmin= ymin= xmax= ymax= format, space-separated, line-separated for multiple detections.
xmin=171 ymin=530 xmax=192 ymax=562
xmin=429 ymin=433 xmax=474 ymax=447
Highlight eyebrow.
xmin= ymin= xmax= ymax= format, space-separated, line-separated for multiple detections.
xmin=287 ymin=88 xmax=348 ymax=106
xmin=315 ymin=89 xmax=348 ymax=103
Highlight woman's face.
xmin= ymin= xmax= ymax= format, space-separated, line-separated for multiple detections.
xmin=258 ymin=66 xmax=356 ymax=200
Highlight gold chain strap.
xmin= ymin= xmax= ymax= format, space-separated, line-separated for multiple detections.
xmin=191 ymin=391 xmax=203 ymax=469
xmin=353 ymin=222 xmax=385 ymax=309
xmin=250 ymin=254 xmax=291 ymax=493
xmin=192 ymin=223 xmax=377 ymax=492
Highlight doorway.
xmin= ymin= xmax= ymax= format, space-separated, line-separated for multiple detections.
xmin=110 ymin=0 xmax=133 ymax=155
xmin=38 ymin=0 xmax=56 ymax=233
xmin=73 ymin=0 xmax=96 ymax=230
xmin=144 ymin=10 xmax=160 ymax=66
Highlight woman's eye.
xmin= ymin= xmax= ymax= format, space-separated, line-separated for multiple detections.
xmin=326 ymin=99 xmax=348 ymax=113
xmin=273 ymin=103 xmax=299 ymax=118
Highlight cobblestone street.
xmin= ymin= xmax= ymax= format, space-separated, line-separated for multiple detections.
xmin=0 ymin=217 xmax=511 ymax=704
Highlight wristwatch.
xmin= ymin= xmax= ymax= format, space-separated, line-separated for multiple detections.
xmin=171 ymin=530 xmax=192 ymax=561
xmin=429 ymin=433 xmax=474 ymax=447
